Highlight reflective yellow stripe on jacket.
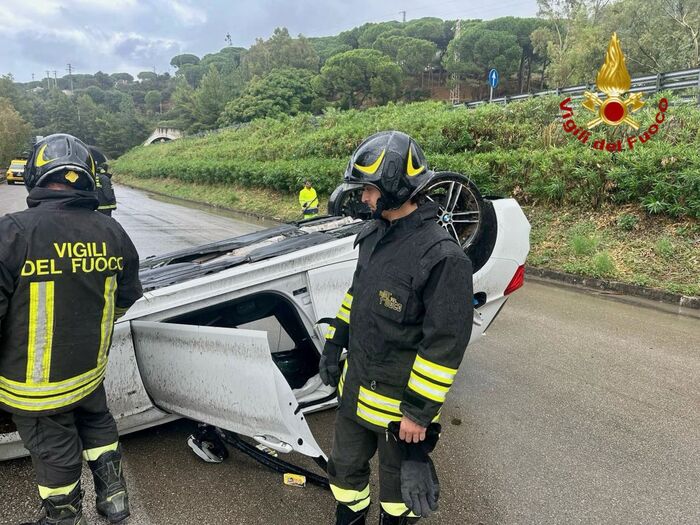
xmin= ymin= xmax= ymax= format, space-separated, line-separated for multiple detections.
xmin=0 ymin=276 xmax=117 ymax=412
xmin=407 ymin=355 xmax=457 ymax=404
xmin=356 ymin=386 xmax=403 ymax=428
xmin=25 ymin=281 xmax=55 ymax=384
xmin=355 ymin=383 xmax=440 ymax=429
xmin=336 ymin=292 xmax=353 ymax=325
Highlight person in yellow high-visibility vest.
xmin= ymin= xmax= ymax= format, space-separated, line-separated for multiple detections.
xmin=299 ymin=180 xmax=319 ymax=219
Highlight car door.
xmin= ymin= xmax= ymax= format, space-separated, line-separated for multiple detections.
xmin=306 ymin=260 xmax=356 ymax=340
xmin=130 ymin=320 xmax=325 ymax=459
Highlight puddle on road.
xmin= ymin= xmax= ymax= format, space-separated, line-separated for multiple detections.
xmin=144 ymin=191 xmax=281 ymax=229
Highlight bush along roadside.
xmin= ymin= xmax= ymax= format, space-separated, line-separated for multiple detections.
xmin=112 ymin=94 xmax=699 ymax=298
xmin=113 ymin=94 xmax=700 ymax=219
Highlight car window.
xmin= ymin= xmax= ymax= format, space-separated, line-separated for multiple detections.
xmin=238 ymin=316 xmax=296 ymax=353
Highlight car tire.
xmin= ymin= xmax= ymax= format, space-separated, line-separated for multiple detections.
xmin=328 ymin=183 xmax=371 ymax=220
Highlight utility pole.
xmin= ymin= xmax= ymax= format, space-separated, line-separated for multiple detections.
xmin=45 ymin=70 xmax=51 ymax=89
xmin=52 ymin=70 xmax=58 ymax=89
xmin=66 ymin=63 xmax=74 ymax=91
xmin=449 ymin=20 xmax=462 ymax=105
xmin=399 ymin=10 xmax=406 ymax=22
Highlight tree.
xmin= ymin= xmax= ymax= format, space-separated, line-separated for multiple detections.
xmin=138 ymin=71 xmax=158 ymax=82
xmin=168 ymin=80 xmax=198 ymax=132
xmin=243 ymin=28 xmax=320 ymax=78
xmin=97 ymin=98 xmax=148 ymax=157
xmin=85 ymin=85 xmax=106 ymax=104
xmin=177 ymin=64 xmax=206 ymax=87
xmin=219 ymin=68 xmax=319 ymax=124
xmin=444 ymin=26 xmax=521 ymax=84
xmin=145 ymin=90 xmax=162 ymax=114
xmin=373 ymin=35 xmax=438 ymax=75
xmin=102 ymin=90 xmax=127 ymax=113
xmin=485 ymin=17 xmax=546 ymax=92
xmin=604 ymin=0 xmax=700 ymax=73
xmin=404 ymin=17 xmax=454 ymax=51
xmin=316 ymin=49 xmax=403 ymax=108
xmin=93 ymin=71 xmax=113 ymax=90
xmin=309 ymin=36 xmax=353 ymax=64
xmin=200 ymin=47 xmax=246 ymax=75
xmin=532 ymin=0 xmax=606 ymax=87
xmin=170 ymin=54 xmax=201 ymax=68
xmin=356 ymin=22 xmax=404 ymax=48
xmin=532 ymin=6 xmax=606 ymax=86
xmin=0 ymin=74 xmax=33 ymax=121
xmin=194 ymin=65 xmax=231 ymax=129
xmin=0 ymin=98 xmax=31 ymax=167
xmin=110 ymin=72 xmax=134 ymax=83
xmin=42 ymin=91 xmax=81 ymax=138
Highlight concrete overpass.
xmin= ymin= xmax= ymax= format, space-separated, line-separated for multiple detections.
xmin=143 ymin=127 xmax=183 ymax=145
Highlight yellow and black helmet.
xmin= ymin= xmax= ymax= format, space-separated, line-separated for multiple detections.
xmin=344 ymin=131 xmax=433 ymax=210
xmin=25 ymin=134 xmax=96 ymax=191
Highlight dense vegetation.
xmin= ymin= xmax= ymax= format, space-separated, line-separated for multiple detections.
xmin=114 ymin=95 xmax=700 ymax=219
xmin=2 ymin=0 xmax=699 ymax=166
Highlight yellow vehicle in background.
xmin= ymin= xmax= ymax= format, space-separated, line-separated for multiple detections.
xmin=5 ymin=158 xmax=27 ymax=185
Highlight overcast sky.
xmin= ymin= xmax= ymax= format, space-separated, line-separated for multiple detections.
xmin=2 ymin=0 xmax=538 ymax=83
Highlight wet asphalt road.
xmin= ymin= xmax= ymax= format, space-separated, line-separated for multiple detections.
xmin=1 ymin=183 xmax=699 ymax=524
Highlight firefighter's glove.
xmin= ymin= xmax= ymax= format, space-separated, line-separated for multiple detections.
xmin=388 ymin=422 xmax=442 ymax=518
xmin=319 ymin=341 xmax=343 ymax=387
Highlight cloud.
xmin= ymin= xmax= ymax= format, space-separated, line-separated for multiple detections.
xmin=2 ymin=0 xmax=537 ymax=81
xmin=170 ymin=0 xmax=207 ymax=25
xmin=111 ymin=33 xmax=181 ymax=64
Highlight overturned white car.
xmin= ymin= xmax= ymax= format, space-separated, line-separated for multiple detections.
xmin=0 ymin=174 xmax=530 ymax=472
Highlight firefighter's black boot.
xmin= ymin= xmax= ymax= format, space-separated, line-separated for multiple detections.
xmin=88 ymin=449 xmax=129 ymax=523
xmin=20 ymin=483 xmax=88 ymax=525
xmin=378 ymin=509 xmax=419 ymax=524
xmin=336 ymin=503 xmax=369 ymax=525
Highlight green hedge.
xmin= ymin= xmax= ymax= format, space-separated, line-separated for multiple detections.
xmin=113 ymin=95 xmax=700 ymax=218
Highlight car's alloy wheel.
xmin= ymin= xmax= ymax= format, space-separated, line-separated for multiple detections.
xmin=424 ymin=172 xmax=483 ymax=250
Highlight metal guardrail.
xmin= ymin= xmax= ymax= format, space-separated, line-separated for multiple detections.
xmin=463 ymin=68 xmax=700 ymax=107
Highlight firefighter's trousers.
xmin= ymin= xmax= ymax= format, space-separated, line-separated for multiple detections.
xmin=328 ymin=412 xmax=418 ymax=518
xmin=12 ymin=384 xmax=120 ymax=498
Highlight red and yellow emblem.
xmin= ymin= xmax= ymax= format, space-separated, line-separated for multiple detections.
xmin=582 ymin=33 xmax=645 ymax=129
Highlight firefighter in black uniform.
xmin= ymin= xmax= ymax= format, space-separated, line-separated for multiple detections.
xmin=96 ymin=164 xmax=117 ymax=217
xmin=319 ymin=131 xmax=473 ymax=524
xmin=0 ymin=134 xmax=142 ymax=525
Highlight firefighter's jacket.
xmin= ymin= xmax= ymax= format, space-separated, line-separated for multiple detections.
xmin=0 ymin=188 xmax=142 ymax=415
xmin=96 ymin=173 xmax=117 ymax=215
xmin=326 ymin=202 xmax=473 ymax=429
xmin=299 ymin=187 xmax=319 ymax=215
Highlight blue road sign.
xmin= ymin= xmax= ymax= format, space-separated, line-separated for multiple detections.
xmin=488 ymin=68 xmax=499 ymax=88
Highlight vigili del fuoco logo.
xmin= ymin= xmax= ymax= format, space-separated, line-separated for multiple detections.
xmin=559 ymin=33 xmax=668 ymax=152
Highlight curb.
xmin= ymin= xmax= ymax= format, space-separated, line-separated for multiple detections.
xmin=527 ymin=267 xmax=700 ymax=310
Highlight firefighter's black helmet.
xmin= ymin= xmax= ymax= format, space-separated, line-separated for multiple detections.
xmin=344 ymin=131 xmax=434 ymax=210
xmin=24 ymin=134 xmax=96 ymax=191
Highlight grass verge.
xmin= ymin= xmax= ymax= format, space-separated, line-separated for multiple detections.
xmin=527 ymin=205 xmax=699 ymax=296
xmin=116 ymin=173 xmax=325 ymax=222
